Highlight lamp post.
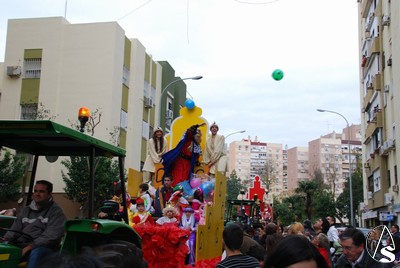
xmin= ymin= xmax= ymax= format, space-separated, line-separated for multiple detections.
xmin=317 ymin=109 xmax=354 ymax=226
xmin=224 ymin=130 xmax=246 ymax=153
xmin=225 ymin=130 xmax=246 ymax=140
xmin=158 ymin=75 xmax=202 ymax=127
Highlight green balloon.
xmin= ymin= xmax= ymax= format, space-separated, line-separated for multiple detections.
xmin=272 ymin=69 xmax=284 ymax=81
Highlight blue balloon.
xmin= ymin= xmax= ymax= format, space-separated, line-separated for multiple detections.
xmin=200 ymin=181 xmax=214 ymax=196
xmin=185 ymin=99 xmax=195 ymax=109
xmin=178 ymin=180 xmax=195 ymax=196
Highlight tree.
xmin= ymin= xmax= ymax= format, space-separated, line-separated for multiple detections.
xmin=273 ymin=194 xmax=304 ymax=225
xmin=336 ymin=169 xmax=363 ymax=226
xmin=313 ymin=190 xmax=337 ymax=220
xmin=61 ymin=156 xmax=121 ymax=210
xmin=295 ymin=180 xmax=319 ymax=220
xmin=255 ymin=159 xmax=278 ymax=191
xmin=226 ymin=170 xmax=243 ymax=200
xmin=0 ymin=149 xmax=25 ymax=202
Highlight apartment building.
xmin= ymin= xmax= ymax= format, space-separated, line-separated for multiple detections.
xmin=228 ymin=137 xmax=285 ymax=199
xmin=0 ymin=17 xmax=186 ymax=209
xmin=308 ymin=126 xmax=362 ymax=199
xmin=286 ymin=146 xmax=309 ymax=193
xmin=358 ymin=0 xmax=400 ymax=226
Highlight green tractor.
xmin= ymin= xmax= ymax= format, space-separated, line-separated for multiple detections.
xmin=0 ymin=120 xmax=142 ymax=267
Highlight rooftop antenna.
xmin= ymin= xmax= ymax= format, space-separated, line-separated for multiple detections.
xmin=64 ymin=0 xmax=68 ymax=19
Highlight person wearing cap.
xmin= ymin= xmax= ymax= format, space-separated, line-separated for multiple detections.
xmin=168 ymin=185 xmax=189 ymax=220
xmin=131 ymin=198 xmax=155 ymax=227
xmin=179 ymin=207 xmax=197 ymax=265
xmin=162 ymin=123 xmax=206 ymax=187
xmin=202 ymin=122 xmax=227 ymax=178
xmin=156 ymin=206 xmax=179 ymax=226
xmin=142 ymin=127 xmax=168 ymax=183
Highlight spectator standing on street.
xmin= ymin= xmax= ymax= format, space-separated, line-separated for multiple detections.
xmin=264 ymin=234 xmax=329 ymax=268
xmin=326 ymin=216 xmax=339 ymax=248
xmin=335 ymin=227 xmax=393 ymax=268
xmin=217 ymin=223 xmax=260 ymax=268
xmin=391 ymin=224 xmax=400 ymax=237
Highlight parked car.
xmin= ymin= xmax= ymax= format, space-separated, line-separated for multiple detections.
xmin=337 ymin=226 xmax=370 ymax=236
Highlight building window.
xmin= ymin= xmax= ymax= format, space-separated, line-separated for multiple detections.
xmin=120 ymin=110 xmax=128 ymax=130
xmin=24 ymin=58 xmax=41 ymax=78
xmin=122 ymin=66 xmax=130 ymax=87
xmin=20 ymin=104 xmax=38 ymax=119
xmin=142 ymin=121 xmax=149 ymax=139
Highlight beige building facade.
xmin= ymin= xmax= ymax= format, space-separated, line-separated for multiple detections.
xmin=358 ymin=0 xmax=400 ymax=226
xmin=0 ymin=17 xmax=190 ymax=217
xmin=286 ymin=146 xmax=309 ymax=193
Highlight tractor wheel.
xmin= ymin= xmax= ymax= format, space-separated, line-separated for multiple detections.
xmin=93 ymin=240 xmax=147 ymax=268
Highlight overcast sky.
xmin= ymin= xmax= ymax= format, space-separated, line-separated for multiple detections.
xmin=1 ymin=0 xmax=361 ymax=148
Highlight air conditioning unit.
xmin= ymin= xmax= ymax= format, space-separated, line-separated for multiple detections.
xmin=144 ymin=97 xmax=153 ymax=108
xmin=382 ymin=15 xmax=390 ymax=26
xmin=7 ymin=66 xmax=22 ymax=77
xmin=384 ymin=193 xmax=393 ymax=205
xmin=165 ymin=110 xmax=173 ymax=119
xmin=392 ymin=184 xmax=399 ymax=193
xmin=367 ymin=191 xmax=373 ymax=199
xmin=387 ymin=139 xmax=395 ymax=149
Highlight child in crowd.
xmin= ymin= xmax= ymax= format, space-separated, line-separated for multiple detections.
xmin=139 ymin=183 xmax=155 ymax=214
xmin=179 ymin=207 xmax=198 ymax=265
xmin=156 ymin=206 xmax=179 ymax=226
xmin=168 ymin=185 xmax=189 ymax=221
xmin=192 ymin=188 xmax=204 ymax=223
xmin=131 ymin=198 xmax=155 ymax=227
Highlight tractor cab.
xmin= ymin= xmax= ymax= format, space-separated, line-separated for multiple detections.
xmin=0 ymin=120 xmax=141 ymax=267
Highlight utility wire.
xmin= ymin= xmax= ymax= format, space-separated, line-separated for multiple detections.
xmin=117 ymin=0 xmax=153 ymax=21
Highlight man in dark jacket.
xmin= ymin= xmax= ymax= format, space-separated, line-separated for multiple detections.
xmin=335 ymin=227 xmax=394 ymax=268
xmin=2 ymin=180 xmax=66 ymax=268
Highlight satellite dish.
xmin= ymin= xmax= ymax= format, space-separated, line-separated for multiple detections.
xmin=45 ymin=155 xmax=59 ymax=163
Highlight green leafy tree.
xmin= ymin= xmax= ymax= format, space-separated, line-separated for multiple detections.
xmin=313 ymin=190 xmax=337 ymax=220
xmin=273 ymin=194 xmax=304 ymax=225
xmin=272 ymin=199 xmax=294 ymax=226
xmin=295 ymin=180 xmax=319 ymax=220
xmin=61 ymin=156 xmax=121 ymax=210
xmin=226 ymin=170 xmax=242 ymax=200
xmin=0 ymin=149 xmax=25 ymax=202
xmin=336 ymin=169 xmax=363 ymax=226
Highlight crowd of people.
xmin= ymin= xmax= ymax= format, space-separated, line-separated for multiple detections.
xmin=216 ymin=217 xmax=400 ymax=268
xmin=5 ymin=122 xmax=400 ymax=268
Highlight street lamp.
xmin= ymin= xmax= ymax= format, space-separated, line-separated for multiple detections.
xmin=317 ymin=109 xmax=354 ymax=227
xmin=157 ymin=76 xmax=202 ymax=127
xmin=225 ymin=130 xmax=246 ymax=139
xmin=224 ymin=130 xmax=246 ymax=153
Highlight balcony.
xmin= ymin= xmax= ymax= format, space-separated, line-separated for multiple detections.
xmin=365 ymin=111 xmax=383 ymax=138
xmin=370 ymin=37 xmax=381 ymax=54
xmin=372 ymin=73 xmax=382 ymax=91
xmin=361 ymin=0 xmax=373 ymax=18
xmin=363 ymin=88 xmax=374 ymax=109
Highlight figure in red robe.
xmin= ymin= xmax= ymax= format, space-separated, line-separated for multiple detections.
xmin=162 ymin=123 xmax=205 ymax=187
